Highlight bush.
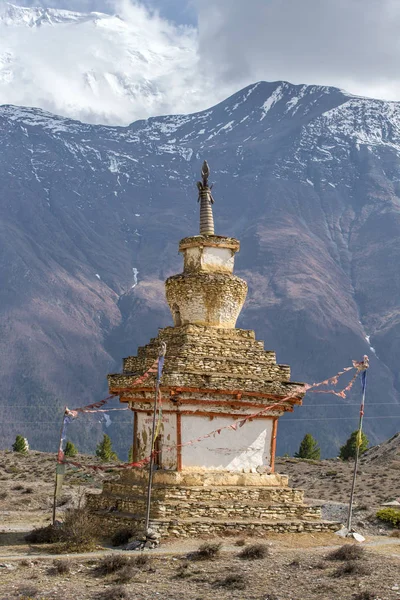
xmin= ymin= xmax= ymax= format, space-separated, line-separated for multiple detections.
xmin=96 ymin=555 xmax=131 ymax=576
xmin=96 ymin=434 xmax=118 ymax=462
xmin=339 ymin=430 xmax=369 ymax=460
xmin=96 ymin=585 xmax=128 ymax=600
xmin=190 ymin=542 xmax=222 ymax=560
xmin=238 ymin=543 xmax=269 ymax=560
xmin=376 ymin=507 xmax=400 ymax=528
xmin=353 ymin=592 xmax=376 ymax=600
xmin=333 ymin=561 xmax=367 ymax=577
xmin=25 ymin=524 xmax=62 ymax=544
xmin=64 ymin=441 xmax=78 ymax=458
xmin=294 ymin=434 xmax=320 ymax=460
xmin=12 ymin=435 xmax=29 ymax=454
xmin=50 ymin=559 xmax=70 ymax=575
xmin=326 ymin=544 xmax=365 ymax=561
xmin=60 ymin=507 xmax=100 ymax=552
xmin=111 ymin=528 xmax=135 ymax=547
xmin=214 ymin=574 xmax=246 ymax=590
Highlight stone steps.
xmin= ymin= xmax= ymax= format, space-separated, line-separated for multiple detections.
xmin=101 ymin=482 xmax=305 ymax=504
xmin=90 ymin=509 xmax=340 ymax=537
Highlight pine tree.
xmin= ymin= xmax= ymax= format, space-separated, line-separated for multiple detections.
xmin=339 ymin=430 xmax=369 ymax=461
xmin=64 ymin=440 xmax=78 ymax=458
xmin=294 ymin=433 xmax=321 ymax=460
xmin=96 ymin=434 xmax=118 ymax=462
xmin=12 ymin=435 xmax=29 ymax=454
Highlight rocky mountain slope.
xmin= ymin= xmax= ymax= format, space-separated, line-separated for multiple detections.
xmin=1 ymin=80 xmax=400 ymax=457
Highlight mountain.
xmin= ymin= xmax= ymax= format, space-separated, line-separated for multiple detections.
xmin=1 ymin=80 xmax=400 ymax=457
xmin=0 ymin=3 xmax=206 ymax=125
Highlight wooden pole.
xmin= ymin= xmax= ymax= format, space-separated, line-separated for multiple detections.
xmin=346 ymin=370 xmax=367 ymax=532
xmin=52 ymin=408 xmax=67 ymax=525
xmin=144 ymin=343 xmax=166 ymax=534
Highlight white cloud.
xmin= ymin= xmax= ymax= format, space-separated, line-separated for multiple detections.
xmin=0 ymin=1 xmax=211 ymax=124
xmin=1 ymin=0 xmax=400 ymax=125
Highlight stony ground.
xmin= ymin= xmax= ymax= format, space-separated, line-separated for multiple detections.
xmin=0 ymin=449 xmax=399 ymax=600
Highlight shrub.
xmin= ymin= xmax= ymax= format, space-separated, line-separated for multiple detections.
xmin=133 ymin=554 xmax=150 ymax=568
xmin=326 ymin=544 xmax=365 ymax=561
xmin=390 ymin=529 xmax=400 ymax=538
xmin=235 ymin=538 xmax=246 ymax=546
xmin=238 ymin=543 xmax=269 ymax=560
xmin=376 ymin=508 xmax=400 ymax=528
xmin=96 ymin=435 xmax=118 ymax=462
xmin=333 ymin=561 xmax=368 ymax=577
xmin=115 ymin=565 xmax=137 ymax=584
xmin=294 ymin=434 xmax=320 ymax=460
xmin=96 ymin=585 xmax=128 ymax=600
xmin=214 ymin=573 xmax=246 ymax=590
xmin=64 ymin=441 xmax=78 ymax=458
xmin=50 ymin=559 xmax=70 ymax=575
xmin=13 ymin=435 xmax=29 ymax=454
xmin=17 ymin=584 xmax=39 ymax=597
xmin=25 ymin=524 xmax=62 ymax=544
xmin=339 ymin=431 xmax=369 ymax=461
xmin=111 ymin=528 xmax=135 ymax=547
xmin=191 ymin=542 xmax=222 ymax=560
xmin=353 ymin=592 xmax=376 ymax=600
xmin=59 ymin=507 xmax=100 ymax=552
xmin=96 ymin=555 xmax=131 ymax=575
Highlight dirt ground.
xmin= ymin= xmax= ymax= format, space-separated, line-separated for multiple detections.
xmin=1 ymin=450 xmax=399 ymax=600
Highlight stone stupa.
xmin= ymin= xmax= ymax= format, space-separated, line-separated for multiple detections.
xmin=88 ymin=162 xmax=337 ymax=537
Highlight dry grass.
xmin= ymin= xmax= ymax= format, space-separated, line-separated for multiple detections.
xmin=238 ymin=543 xmax=269 ymax=560
xmin=214 ymin=573 xmax=247 ymax=590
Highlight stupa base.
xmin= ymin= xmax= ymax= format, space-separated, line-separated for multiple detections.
xmin=87 ymin=469 xmax=340 ymax=538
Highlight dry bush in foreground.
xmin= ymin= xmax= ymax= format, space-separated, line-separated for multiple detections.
xmin=96 ymin=555 xmax=131 ymax=576
xmin=17 ymin=584 xmax=39 ymax=597
xmin=114 ymin=565 xmax=138 ymax=584
xmin=96 ymin=585 xmax=128 ymax=600
xmin=50 ymin=559 xmax=70 ymax=575
xmin=326 ymin=544 xmax=365 ymax=561
xmin=238 ymin=543 xmax=269 ymax=560
xmin=390 ymin=529 xmax=400 ymax=538
xmin=353 ymin=592 xmax=376 ymax=600
xmin=214 ymin=573 xmax=247 ymax=590
xmin=59 ymin=507 xmax=99 ymax=551
xmin=190 ymin=541 xmax=222 ymax=561
xmin=333 ymin=561 xmax=368 ymax=578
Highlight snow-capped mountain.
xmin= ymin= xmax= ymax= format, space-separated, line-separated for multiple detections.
xmin=0 ymin=3 xmax=214 ymax=125
xmin=1 ymin=80 xmax=400 ymax=457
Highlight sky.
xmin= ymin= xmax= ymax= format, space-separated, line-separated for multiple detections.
xmin=1 ymin=0 xmax=400 ymax=124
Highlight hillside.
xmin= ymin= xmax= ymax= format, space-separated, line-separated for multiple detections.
xmin=1 ymin=80 xmax=400 ymax=456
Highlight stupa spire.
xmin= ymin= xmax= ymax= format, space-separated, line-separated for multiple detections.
xmin=197 ymin=160 xmax=215 ymax=235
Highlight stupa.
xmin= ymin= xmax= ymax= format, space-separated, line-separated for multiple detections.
xmin=88 ymin=162 xmax=338 ymax=536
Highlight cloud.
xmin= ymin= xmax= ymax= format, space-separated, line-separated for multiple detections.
xmin=195 ymin=0 xmax=400 ymax=101
xmin=1 ymin=0 xmax=400 ymax=125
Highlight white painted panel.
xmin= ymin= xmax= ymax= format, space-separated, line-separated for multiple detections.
xmin=181 ymin=416 xmax=273 ymax=472
xmin=202 ymin=247 xmax=234 ymax=272
xmin=136 ymin=412 xmax=177 ymax=470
